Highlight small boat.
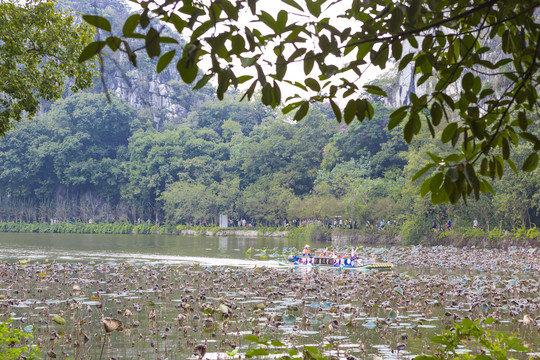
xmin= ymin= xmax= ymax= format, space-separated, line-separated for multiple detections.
xmin=278 ymin=261 xmax=392 ymax=270
xmin=285 ymin=255 xmax=393 ymax=270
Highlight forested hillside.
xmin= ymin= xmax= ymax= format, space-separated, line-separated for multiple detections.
xmin=0 ymin=0 xmax=539 ymax=240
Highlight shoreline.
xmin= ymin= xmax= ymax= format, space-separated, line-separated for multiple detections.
xmin=0 ymin=221 xmax=537 ymax=249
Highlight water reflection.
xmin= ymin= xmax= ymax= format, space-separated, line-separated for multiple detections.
xmin=218 ymin=237 xmax=228 ymax=253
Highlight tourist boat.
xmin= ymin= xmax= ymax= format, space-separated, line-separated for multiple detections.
xmin=285 ymin=255 xmax=393 ymax=270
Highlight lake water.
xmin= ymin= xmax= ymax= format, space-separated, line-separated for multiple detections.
xmin=0 ymin=232 xmax=537 ymax=360
xmin=0 ymin=232 xmax=315 ymax=266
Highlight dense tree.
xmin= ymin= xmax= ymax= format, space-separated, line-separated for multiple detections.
xmin=48 ymin=93 xmax=137 ymax=196
xmin=0 ymin=83 xmax=539 ymax=231
xmin=81 ymin=0 xmax=540 ymax=204
xmin=0 ymin=0 xmax=95 ymax=136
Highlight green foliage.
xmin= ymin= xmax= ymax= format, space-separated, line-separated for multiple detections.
xmin=417 ymin=317 xmax=528 ymax=360
xmin=241 ymin=318 xmax=529 ymax=360
xmin=287 ymin=223 xmax=330 ymax=242
xmin=0 ymin=319 xmax=40 ymax=360
xmin=0 ymin=0 xmax=96 ymax=136
xmin=81 ymin=0 xmax=540 ymax=204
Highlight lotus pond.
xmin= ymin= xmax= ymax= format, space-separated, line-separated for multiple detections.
xmin=0 ymin=233 xmax=538 ymax=360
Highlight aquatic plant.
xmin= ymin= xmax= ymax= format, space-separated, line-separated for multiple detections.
xmin=0 ymin=319 xmax=40 ymax=360
xmin=0 ymin=243 xmax=538 ymax=359
xmin=416 ymin=317 xmax=529 ymax=360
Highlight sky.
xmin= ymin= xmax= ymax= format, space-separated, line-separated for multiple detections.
xmin=124 ymin=0 xmax=386 ymax=105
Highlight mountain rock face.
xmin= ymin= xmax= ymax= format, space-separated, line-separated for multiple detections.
xmin=60 ymin=0 xmax=188 ymax=127
xmin=109 ymin=67 xmax=187 ymax=125
xmin=386 ymin=34 xmax=507 ymax=109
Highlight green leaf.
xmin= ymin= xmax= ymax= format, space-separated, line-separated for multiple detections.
xmin=464 ymin=164 xmax=478 ymax=189
xmin=240 ymin=55 xmax=260 ymax=68
xmin=248 ymin=0 xmax=257 ymax=14
xmin=406 ymin=0 xmax=422 ymax=23
xmin=219 ymin=0 xmax=239 ymax=21
xmin=256 ymin=64 xmax=267 ymax=86
xmin=398 ymin=53 xmax=414 ymax=70
xmin=281 ymin=0 xmax=304 ymax=11
xmin=480 ymin=179 xmax=495 ymax=195
xmin=430 ymin=102 xmax=442 ymax=126
xmin=388 ymin=106 xmax=408 ymax=130
xmin=356 ymin=99 xmax=366 ymax=122
xmin=430 ymin=172 xmax=444 ymax=193
xmin=262 ymin=83 xmax=273 ymax=106
xmin=78 ymin=41 xmax=106 ymax=62
xmin=412 ymin=163 xmax=436 ymax=181
xmin=392 ymin=39 xmax=403 ymax=60
xmin=167 ymin=13 xmax=187 ymax=33
xmin=330 ymin=100 xmax=342 ymax=122
xmin=259 ymin=11 xmax=277 ymax=32
xmin=356 ymin=42 xmax=371 ymax=60
xmin=231 ymin=35 xmax=246 ymax=54
xmin=105 ymin=37 xmax=121 ymax=52
xmin=365 ymin=100 xmax=374 ymax=119
xmin=305 ymin=0 xmax=321 ymax=17
xmin=389 ymin=7 xmax=403 ymax=33
xmin=237 ymin=75 xmax=253 ymax=84
xmin=501 ymin=138 xmax=510 ymax=160
xmin=82 ymin=15 xmax=111 ymax=32
xmin=447 ymin=167 xmax=459 ymax=182
xmin=363 ymin=85 xmax=387 ymax=97
xmin=52 ymin=315 xmax=66 ymax=325
xmin=304 ymin=346 xmax=320 ymax=355
xmin=276 ymin=10 xmax=288 ymax=32
xmin=156 ymin=50 xmax=176 ymax=73
xmin=420 ymin=176 xmax=432 ymax=197
xmin=461 ymin=72 xmax=474 ymax=91
xmin=371 ymin=44 xmax=389 ymax=69
xmin=522 ymin=152 xmax=538 ymax=172
xmin=441 ymin=123 xmax=458 ymax=144
xmin=288 ymin=349 xmax=299 ymax=356
xmin=403 ymin=117 xmax=416 ymax=143
xmin=276 ymin=55 xmax=287 ymax=81
xmin=319 ymin=35 xmax=331 ymax=55
xmin=177 ymin=58 xmax=198 ymax=83
xmin=145 ymin=27 xmax=161 ymax=58
xmin=271 ymin=340 xmax=286 ymax=346
xmin=517 ymin=111 xmax=528 ymax=130
xmin=294 ymin=101 xmax=309 ymax=121
xmin=245 ymin=348 xmax=270 ymax=357
xmin=305 ymin=78 xmax=320 ymax=92
xmin=123 ymin=14 xmax=140 ymax=35
xmin=193 ymin=74 xmax=211 ymax=90
xmin=304 ymin=51 xmax=315 ymax=75
xmin=506 ymin=158 xmax=518 ymax=174
xmin=344 ymin=99 xmax=356 ymax=124
xmin=244 ymin=334 xmax=260 ymax=343
xmin=140 ymin=9 xmax=150 ymax=28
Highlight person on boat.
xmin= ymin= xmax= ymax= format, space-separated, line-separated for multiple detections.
xmin=333 ymin=256 xmax=340 ymax=267
xmin=302 ymin=245 xmax=311 ymax=257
